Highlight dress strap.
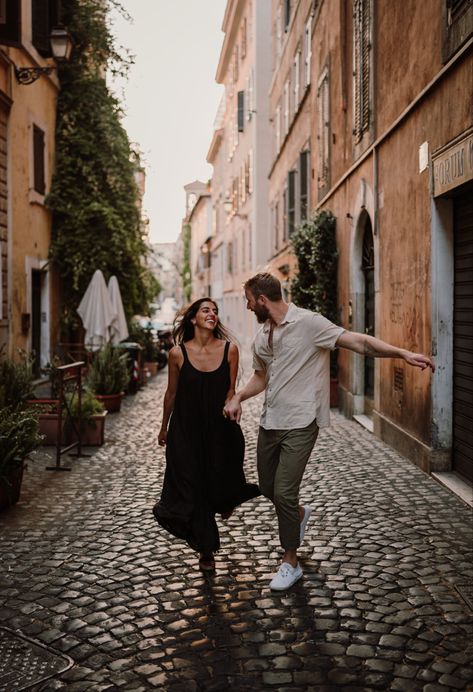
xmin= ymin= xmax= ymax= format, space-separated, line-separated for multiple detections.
xmin=224 ymin=341 xmax=230 ymax=361
xmin=180 ymin=342 xmax=189 ymax=362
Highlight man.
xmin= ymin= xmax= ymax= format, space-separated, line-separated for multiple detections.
xmin=223 ymin=273 xmax=435 ymax=591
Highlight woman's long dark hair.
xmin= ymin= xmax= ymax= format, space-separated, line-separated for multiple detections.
xmin=173 ymin=298 xmax=234 ymax=344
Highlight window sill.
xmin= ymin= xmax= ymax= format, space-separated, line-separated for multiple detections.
xmin=29 ymin=189 xmax=46 ymax=206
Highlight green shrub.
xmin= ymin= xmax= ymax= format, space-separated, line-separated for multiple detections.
xmin=0 ymin=353 xmax=35 ymax=410
xmin=0 ymin=407 xmax=42 ymax=475
xmin=86 ymin=344 xmax=129 ymax=395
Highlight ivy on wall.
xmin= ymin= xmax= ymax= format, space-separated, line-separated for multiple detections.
xmin=181 ymin=223 xmax=192 ymax=303
xmin=290 ymin=209 xmax=339 ymax=323
xmin=47 ymin=0 xmax=160 ymax=336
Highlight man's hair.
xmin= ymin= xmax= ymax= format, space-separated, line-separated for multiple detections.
xmin=244 ymin=273 xmax=283 ymax=301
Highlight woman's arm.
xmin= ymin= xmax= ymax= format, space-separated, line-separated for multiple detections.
xmin=223 ymin=369 xmax=267 ymax=424
xmin=158 ymin=346 xmax=183 ymax=446
xmin=224 ymin=342 xmax=239 ymax=405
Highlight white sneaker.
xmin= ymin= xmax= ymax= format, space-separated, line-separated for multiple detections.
xmin=269 ymin=562 xmax=303 ymax=591
xmin=300 ymin=505 xmax=312 ymax=543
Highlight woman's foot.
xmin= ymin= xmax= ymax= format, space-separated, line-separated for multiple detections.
xmin=199 ymin=553 xmax=215 ymax=571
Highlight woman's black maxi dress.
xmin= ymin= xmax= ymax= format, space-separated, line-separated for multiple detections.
xmin=153 ymin=341 xmax=260 ymax=555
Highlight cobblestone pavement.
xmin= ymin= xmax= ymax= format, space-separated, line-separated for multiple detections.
xmin=1 ymin=371 xmax=473 ymax=692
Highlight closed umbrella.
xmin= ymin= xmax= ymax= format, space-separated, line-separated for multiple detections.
xmin=108 ymin=276 xmax=129 ymax=344
xmin=77 ymin=269 xmax=116 ymax=351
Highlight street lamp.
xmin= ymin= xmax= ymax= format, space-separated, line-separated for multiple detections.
xmin=15 ymin=26 xmax=73 ymax=85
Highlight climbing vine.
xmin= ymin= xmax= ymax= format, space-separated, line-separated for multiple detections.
xmin=47 ymin=0 xmax=160 ymax=336
xmin=181 ymin=223 xmax=192 ymax=303
xmin=290 ymin=209 xmax=339 ymax=323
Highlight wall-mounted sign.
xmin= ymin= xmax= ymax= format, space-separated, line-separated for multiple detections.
xmin=432 ymin=130 xmax=473 ymax=197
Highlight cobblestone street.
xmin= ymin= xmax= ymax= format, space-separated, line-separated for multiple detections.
xmin=1 ymin=370 xmax=472 ymax=691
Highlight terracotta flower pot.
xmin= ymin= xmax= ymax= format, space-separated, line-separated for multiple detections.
xmin=95 ymin=392 xmax=124 ymax=413
xmin=145 ymin=362 xmax=158 ymax=377
xmin=38 ymin=413 xmax=63 ymax=446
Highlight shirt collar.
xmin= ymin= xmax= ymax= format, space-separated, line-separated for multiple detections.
xmin=262 ymin=303 xmax=298 ymax=332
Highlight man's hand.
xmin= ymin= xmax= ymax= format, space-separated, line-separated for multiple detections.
xmin=158 ymin=429 xmax=168 ymax=447
xmin=224 ymin=395 xmax=242 ymax=423
xmin=402 ymin=351 xmax=435 ymax=372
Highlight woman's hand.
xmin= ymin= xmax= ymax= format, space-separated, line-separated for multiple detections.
xmin=158 ymin=429 xmax=168 ymax=447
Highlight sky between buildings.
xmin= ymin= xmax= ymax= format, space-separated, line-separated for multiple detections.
xmin=110 ymin=1 xmax=226 ymax=244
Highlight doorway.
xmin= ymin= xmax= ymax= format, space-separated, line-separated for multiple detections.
xmin=452 ymin=191 xmax=473 ymax=482
xmin=361 ymin=214 xmax=375 ymax=415
xmin=31 ymin=269 xmax=44 ymax=377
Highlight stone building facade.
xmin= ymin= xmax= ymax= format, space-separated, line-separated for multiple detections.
xmin=0 ymin=1 xmax=62 ymax=369
xmin=307 ymin=0 xmax=473 ymax=481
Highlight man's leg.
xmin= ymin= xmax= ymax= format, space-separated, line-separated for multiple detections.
xmin=256 ymin=426 xmax=283 ymax=502
xmin=273 ymin=420 xmax=319 ymax=565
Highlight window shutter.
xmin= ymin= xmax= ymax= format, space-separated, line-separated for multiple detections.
xmin=0 ymin=0 xmax=21 ymax=45
xmin=288 ymin=170 xmax=296 ymax=237
xmin=33 ymin=125 xmax=46 ymax=195
xmin=353 ymin=0 xmax=371 ymax=142
xmin=284 ymin=0 xmax=291 ymax=31
xmin=299 ymin=150 xmax=309 ymax=220
xmin=237 ymin=90 xmax=245 ymax=132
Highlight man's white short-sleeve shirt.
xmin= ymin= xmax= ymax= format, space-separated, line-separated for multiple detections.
xmin=252 ymin=303 xmax=344 ymax=430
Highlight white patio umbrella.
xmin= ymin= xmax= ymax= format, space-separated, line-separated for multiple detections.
xmin=108 ymin=275 xmax=129 ymax=344
xmin=77 ymin=269 xmax=117 ymax=351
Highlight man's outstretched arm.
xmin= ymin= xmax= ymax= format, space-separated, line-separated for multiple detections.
xmin=223 ymin=369 xmax=267 ymax=423
xmin=336 ymin=331 xmax=435 ymax=371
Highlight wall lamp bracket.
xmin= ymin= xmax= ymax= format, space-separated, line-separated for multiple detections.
xmin=15 ymin=66 xmax=55 ymax=85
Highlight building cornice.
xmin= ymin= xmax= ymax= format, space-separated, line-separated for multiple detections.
xmin=206 ymin=128 xmax=224 ymax=164
xmin=215 ymin=0 xmax=245 ymax=84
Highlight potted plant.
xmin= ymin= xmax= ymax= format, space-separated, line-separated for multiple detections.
xmin=128 ymin=320 xmax=157 ymax=379
xmin=0 ymin=407 xmax=42 ymax=510
xmin=290 ymin=210 xmax=340 ymax=406
xmin=64 ymin=391 xmax=107 ymax=446
xmin=86 ymin=344 xmax=129 ymax=412
xmin=0 ymin=351 xmax=35 ymax=410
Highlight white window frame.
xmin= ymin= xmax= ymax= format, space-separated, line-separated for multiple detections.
xmin=283 ymin=79 xmax=290 ymax=136
xmin=293 ymin=50 xmax=301 ymax=111
xmin=303 ymin=17 xmax=312 ymax=88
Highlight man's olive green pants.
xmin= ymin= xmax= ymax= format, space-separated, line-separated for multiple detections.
xmin=256 ymin=419 xmax=319 ymax=550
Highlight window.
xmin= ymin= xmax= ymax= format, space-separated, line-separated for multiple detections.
xmin=33 ymin=125 xmax=46 ymax=195
xmin=317 ymin=65 xmax=330 ymax=195
xmin=0 ymin=0 xmax=21 ymax=45
xmin=274 ymin=201 xmax=279 ymax=250
xmin=282 ymin=188 xmax=288 ymax=242
xmin=241 ymin=17 xmax=247 ymax=59
xmin=443 ymin=0 xmax=473 ymax=61
xmin=299 ymin=150 xmax=310 ymax=221
xmin=303 ymin=17 xmax=312 ymax=88
xmin=237 ymin=91 xmax=245 ymax=132
xmin=283 ymin=79 xmax=290 ymax=136
xmin=275 ymin=104 xmax=281 ymax=152
xmin=287 ymin=171 xmax=296 ymax=237
xmin=227 ymin=241 xmax=233 ymax=274
xmin=246 ymin=70 xmax=254 ymax=121
xmin=284 ymin=0 xmax=291 ymax=31
xmin=32 ymin=0 xmax=61 ymax=57
xmin=276 ymin=5 xmax=283 ymax=59
xmin=352 ymin=0 xmax=372 ymax=144
xmin=233 ymin=46 xmax=239 ymax=83
xmin=293 ymin=50 xmax=301 ymax=111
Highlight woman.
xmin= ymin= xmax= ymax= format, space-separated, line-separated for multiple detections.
xmin=153 ymin=298 xmax=260 ymax=571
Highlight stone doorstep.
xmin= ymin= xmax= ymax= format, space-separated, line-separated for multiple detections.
xmin=431 ymin=471 xmax=473 ymax=508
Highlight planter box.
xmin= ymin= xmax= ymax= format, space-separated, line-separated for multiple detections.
xmin=0 ymin=464 xmax=24 ymax=511
xmin=67 ymin=411 xmax=107 ymax=446
xmin=38 ymin=412 xmax=63 ymax=446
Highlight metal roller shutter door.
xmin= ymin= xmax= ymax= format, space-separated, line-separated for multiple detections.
xmin=453 ymin=193 xmax=473 ymax=482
